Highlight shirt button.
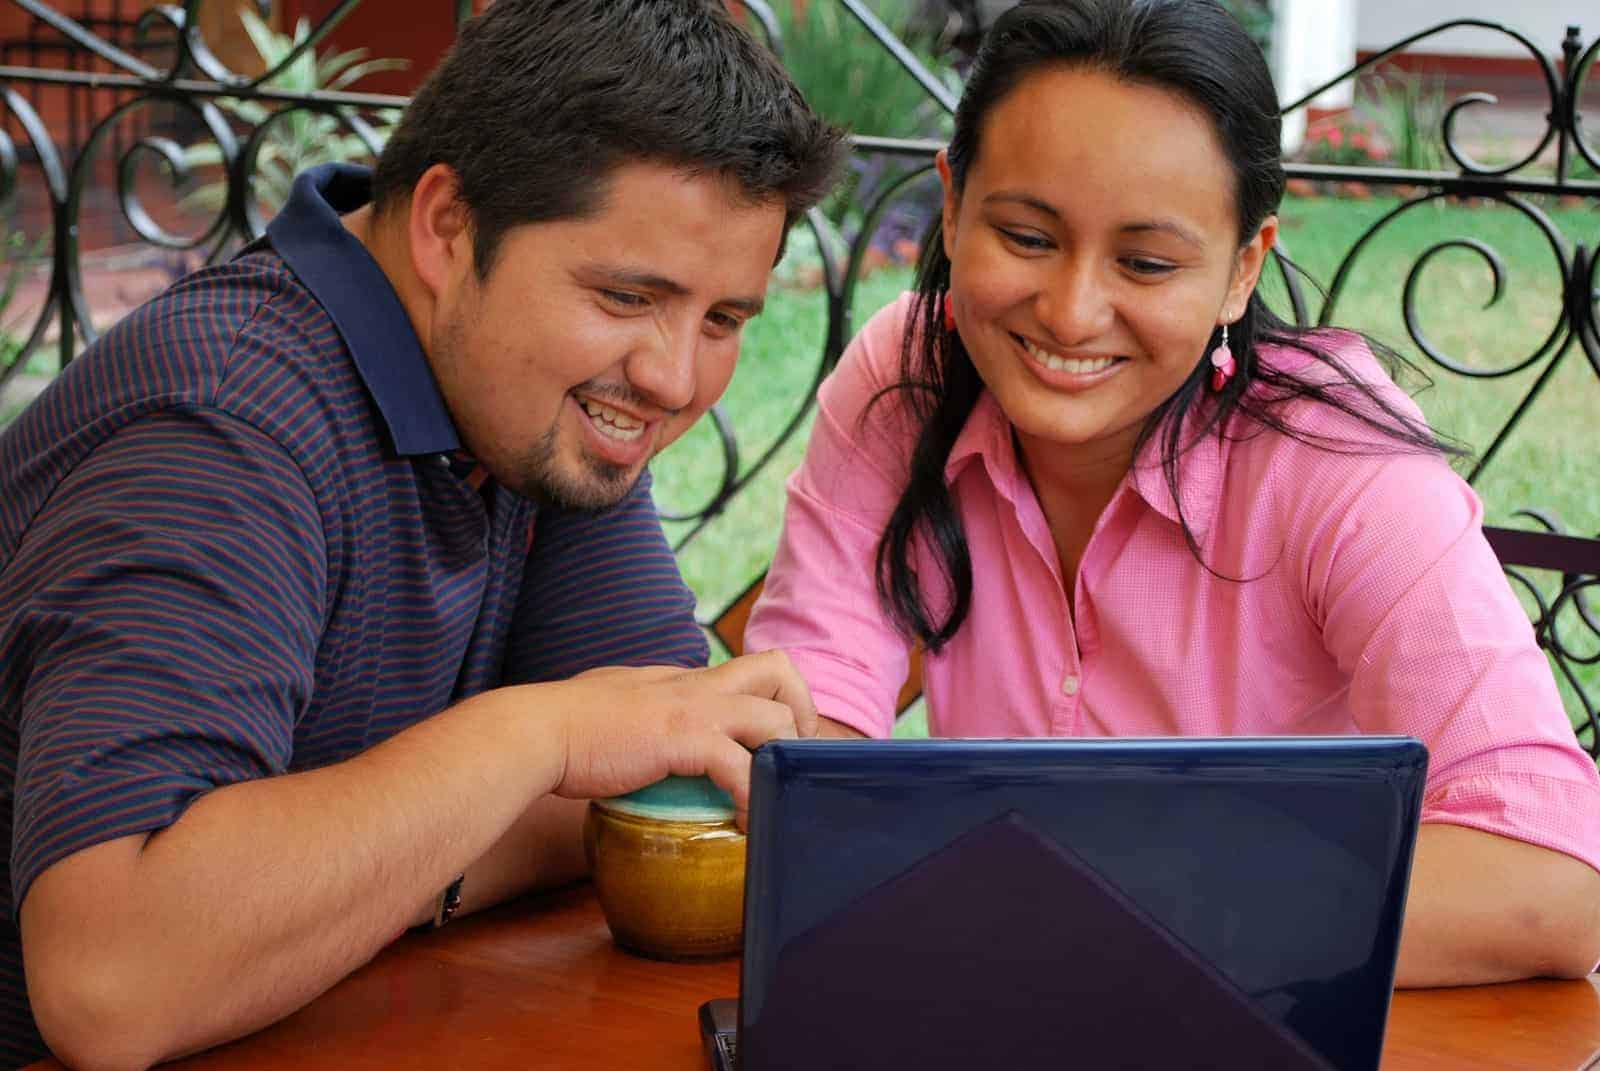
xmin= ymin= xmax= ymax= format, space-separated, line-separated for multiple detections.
xmin=1061 ymin=675 xmax=1080 ymax=696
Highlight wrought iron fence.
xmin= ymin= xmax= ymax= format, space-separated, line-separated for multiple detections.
xmin=1 ymin=1 xmax=1597 ymax=750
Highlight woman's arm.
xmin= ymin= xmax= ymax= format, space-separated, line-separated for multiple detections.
xmin=1292 ymin=435 xmax=1600 ymax=987
xmin=818 ymin=717 xmax=870 ymax=739
xmin=1397 ymin=824 xmax=1600 ymax=986
xmin=744 ymin=295 xmax=926 ymax=738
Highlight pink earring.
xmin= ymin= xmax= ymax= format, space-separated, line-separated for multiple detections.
xmin=1209 ymin=324 xmax=1236 ymax=392
xmin=942 ymin=293 xmax=958 ymax=333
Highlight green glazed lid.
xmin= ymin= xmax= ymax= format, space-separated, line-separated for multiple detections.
xmin=600 ymin=775 xmax=736 ymax=823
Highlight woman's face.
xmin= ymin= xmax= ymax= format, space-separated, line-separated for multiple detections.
xmin=939 ymin=65 xmax=1276 ymax=471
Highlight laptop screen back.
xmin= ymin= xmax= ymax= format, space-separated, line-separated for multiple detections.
xmin=737 ymin=737 xmax=1427 ymax=1071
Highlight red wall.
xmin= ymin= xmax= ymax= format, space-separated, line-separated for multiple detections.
xmin=276 ymin=0 xmax=491 ymax=95
xmin=0 ymin=3 xmax=153 ymax=183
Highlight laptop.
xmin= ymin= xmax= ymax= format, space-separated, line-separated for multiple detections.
xmin=700 ymin=736 xmax=1427 ymax=1071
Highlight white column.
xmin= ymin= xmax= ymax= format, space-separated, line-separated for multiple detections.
xmin=1272 ymin=0 xmax=1358 ymax=153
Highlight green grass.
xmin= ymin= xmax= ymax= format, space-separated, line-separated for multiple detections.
xmin=0 ymin=349 xmax=60 ymax=425
xmin=654 ymin=191 xmax=1600 ymax=736
xmin=655 ymin=256 xmax=916 ymax=629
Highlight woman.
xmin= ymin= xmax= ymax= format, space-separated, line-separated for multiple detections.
xmin=745 ymin=0 xmax=1600 ymax=986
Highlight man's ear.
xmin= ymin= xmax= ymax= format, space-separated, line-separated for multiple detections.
xmin=1222 ymin=214 xmax=1278 ymax=323
xmin=407 ymin=163 xmax=474 ymax=300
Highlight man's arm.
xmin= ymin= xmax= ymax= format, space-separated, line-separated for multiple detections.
xmin=22 ymin=655 xmax=815 ymax=1071
xmin=437 ymin=794 xmax=590 ymax=923
xmin=448 ymin=712 xmax=858 ymax=926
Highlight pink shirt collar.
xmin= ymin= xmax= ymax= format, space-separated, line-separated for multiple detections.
xmin=944 ymin=389 xmax=1228 ymax=543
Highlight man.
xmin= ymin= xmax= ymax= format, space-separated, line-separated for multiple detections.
xmin=0 ymin=2 xmax=845 ymax=1066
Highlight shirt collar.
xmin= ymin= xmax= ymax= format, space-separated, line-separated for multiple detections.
xmin=944 ymin=388 xmax=1227 ymax=542
xmin=944 ymin=390 xmax=1009 ymax=483
xmin=1127 ymin=406 xmax=1226 ymax=543
xmin=265 ymin=163 xmax=460 ymax=456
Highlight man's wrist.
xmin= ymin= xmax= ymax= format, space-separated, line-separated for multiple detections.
xmin=431 ymin=874 xmax=465 ymax=929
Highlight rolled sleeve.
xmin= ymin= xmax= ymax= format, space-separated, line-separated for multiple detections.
xmin=745 ymin=297 xmax=921 ymax=739
xmin=1303 ymin=447 xmax=1600 ymax=874
xmin=3 ymin=407 xmax=326 ymax=912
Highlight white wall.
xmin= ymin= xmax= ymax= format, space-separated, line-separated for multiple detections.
xmin=1273 ymin=0 xmax=1594 ymax=151
xmin=1273 ymin=0 xmax=1357 ymax=150
xmin=1356 ymin=1 xmax=1592 ymax=58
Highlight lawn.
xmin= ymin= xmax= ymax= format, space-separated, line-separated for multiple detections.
xmin=651 ymin=190 xmax=1600 ymax=736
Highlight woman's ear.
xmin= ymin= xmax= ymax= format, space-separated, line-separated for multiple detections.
xmin=1222 ymin=214 xmax=1279 ymax=322
xmin=937 ymin=149 xmax=960 ymax=262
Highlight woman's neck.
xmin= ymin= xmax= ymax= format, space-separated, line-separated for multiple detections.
xmin=1015 ymin=427 xmax=1136 ymax=521
xmin=1013 ymin=427 xmax=1138 ymax=598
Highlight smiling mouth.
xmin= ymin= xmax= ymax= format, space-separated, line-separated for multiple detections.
xmin=1015 ymin=334 xmax=1124 ymax=374
xmin=578 ymin=396 xmax=647 ymax=443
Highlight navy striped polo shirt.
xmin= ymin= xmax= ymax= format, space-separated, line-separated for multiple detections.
xmin=0 ymin=163 xmax=707 ymax=1066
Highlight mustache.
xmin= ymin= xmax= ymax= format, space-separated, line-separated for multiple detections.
xmin=570 ymin=381 xmax=680 ymax=419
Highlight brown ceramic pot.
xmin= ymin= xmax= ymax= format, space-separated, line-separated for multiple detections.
xmin=583 ymin=794 xmax=746 ymax=961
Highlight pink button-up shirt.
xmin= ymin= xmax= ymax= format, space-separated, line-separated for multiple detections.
xmin=747 ymin=294 xmax=1600 ymax=873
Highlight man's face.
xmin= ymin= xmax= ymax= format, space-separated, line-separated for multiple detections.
xmin=427 ymin=162 xmax=786 ymax=510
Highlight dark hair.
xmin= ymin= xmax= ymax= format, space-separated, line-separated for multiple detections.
xmin=876 ymin=0 xmax=1457 ymax=650
xmin=372 ymin=0 xmax=848 ymax=275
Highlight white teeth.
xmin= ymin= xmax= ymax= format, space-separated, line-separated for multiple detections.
xmin=580 ymin=398 xmax=645 ymax=440
xmin=1022 ymin=338 xmax=1118 ymax=375
xmin=594 ymin=421 xmax=643 ymax=442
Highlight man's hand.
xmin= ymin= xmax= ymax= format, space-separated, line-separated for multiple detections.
xmin=406 ymin=646 xmax=819 ymax=922
xmin=550 ymin=651 xmax=818 ymax=824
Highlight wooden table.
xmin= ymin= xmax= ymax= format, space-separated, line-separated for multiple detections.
xmin=31 ymin=884 xmax=1600 ymax=1070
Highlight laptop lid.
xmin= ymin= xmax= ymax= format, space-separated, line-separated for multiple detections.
xmin=732 ymin=736 xmax=1427 ymax=1071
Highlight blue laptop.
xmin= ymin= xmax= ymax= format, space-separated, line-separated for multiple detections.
xmin=700 ymin=736 xmax=1427 ymax=1071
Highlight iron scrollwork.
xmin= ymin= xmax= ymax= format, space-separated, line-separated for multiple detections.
xmin=1271 ymin=19 xmax=1600 ymax=754
xmin=1 ymin=0 xmax=409 ymax=367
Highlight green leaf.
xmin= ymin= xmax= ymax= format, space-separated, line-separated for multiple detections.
xmin=182 ymin=142 xmax=224 ymax=166
xmin=175 ymin=7 xmax=407 ymax=217
xmin=326 ymin=57 xmax=410 ymax=92
xmin=229 ymin=100 xmax=271 ymax=125
xmin=240 ymin=9 xmax=289 ymax=71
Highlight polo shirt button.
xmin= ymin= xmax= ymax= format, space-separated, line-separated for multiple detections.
xmin=1061 ymin=674 xmax=1080 ymax=696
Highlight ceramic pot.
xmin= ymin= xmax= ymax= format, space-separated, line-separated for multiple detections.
xmin=583 ymin=775 xmax=746 ymax=961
